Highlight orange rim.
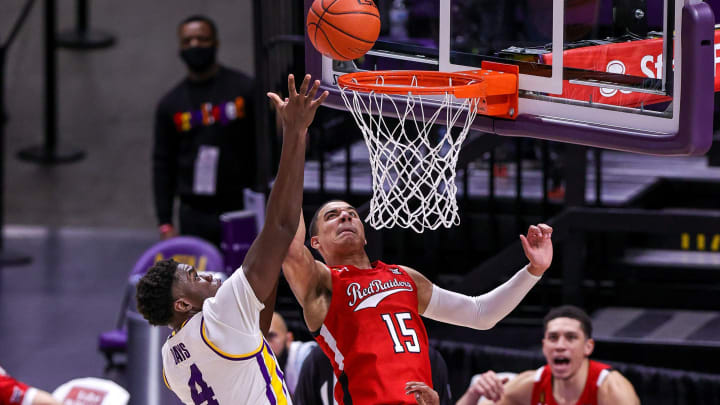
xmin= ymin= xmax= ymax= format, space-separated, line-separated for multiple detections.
xmin=337 ymin=70 xmax=489 ymax=98
xmin=338 ymin=63 xmax=520 ymax=119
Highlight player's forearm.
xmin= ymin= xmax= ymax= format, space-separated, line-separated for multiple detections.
xmin=263 ymin=130 xmax=307 ymax=240
xmin=422 ymin=266 xmax=540 ymax=330
xmin=31 ymin=390 xmax=61 ymax=405
xmin=242 ymin=130 xmax=307 ymax=301
xmin=456 ymin=391 xmax=482 ymax=405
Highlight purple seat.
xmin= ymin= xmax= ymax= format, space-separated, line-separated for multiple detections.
xmin=98 ymin=236 xmax=224 ymax=370
xmin=98 ymin=328 xmax=127 ymax=351
xmin=220 ymin=211 xmax=259 ymax=274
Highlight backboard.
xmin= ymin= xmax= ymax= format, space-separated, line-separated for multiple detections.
xmin=305 ymin=0 xmax=716 ymax=155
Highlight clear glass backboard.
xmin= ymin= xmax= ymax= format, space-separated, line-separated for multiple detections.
xmin=305 ymin=0 xmax=716 ymax=155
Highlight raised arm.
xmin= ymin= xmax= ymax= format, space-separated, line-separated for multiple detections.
xmin=282 ymin=212 xmax=332 ymax=330
xmin=242 ymin=74 xmax=328 ymax=302
xmin=410 ymin=224 xmax=553 ymax=330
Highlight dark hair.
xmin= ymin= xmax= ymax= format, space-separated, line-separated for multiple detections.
xmin=136 ymin=259 xmax=180 ymax=326
xmin=178 ymin=15 xmax=218 ymax=41
xmin=308 ymin=200 xmax=347 ymax=237
xmin=543 ymin=305 xmax=593 ymax=338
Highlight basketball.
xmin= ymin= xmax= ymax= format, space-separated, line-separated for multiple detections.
xmin=307 ymin=0 xmax=381 ymax=61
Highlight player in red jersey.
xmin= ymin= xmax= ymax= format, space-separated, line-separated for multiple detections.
xmin=455 ymin=306 xmax=639 ymax=405
xmin=0 ymin=366 xmax=59 ymax=405
xmin=282 ymin=200 xmax=554 ymax=405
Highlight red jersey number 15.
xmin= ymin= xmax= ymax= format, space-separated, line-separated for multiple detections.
xmin=381 ymin=312 xmax=421 ymax=353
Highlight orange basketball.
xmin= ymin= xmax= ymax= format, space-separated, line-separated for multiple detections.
xmin=307 ymin=0 xmax=381 ymax=61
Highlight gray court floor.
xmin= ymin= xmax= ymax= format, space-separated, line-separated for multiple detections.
xmin=0 ymin=226 xmax=156 ymax=392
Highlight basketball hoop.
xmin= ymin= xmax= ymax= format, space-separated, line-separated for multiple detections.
xmin=338 ymin=62 xmax=518 ymax=233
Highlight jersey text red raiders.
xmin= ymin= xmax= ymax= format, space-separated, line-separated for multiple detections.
xmin=312 ymin=261 xmax=432 ymax=405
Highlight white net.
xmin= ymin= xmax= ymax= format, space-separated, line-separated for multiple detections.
xmin=339 ymin=80 xmax=480 ymax=233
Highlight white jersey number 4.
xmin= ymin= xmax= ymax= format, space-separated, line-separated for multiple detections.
xmin=188 ymin=363 xmax=219 ymax=405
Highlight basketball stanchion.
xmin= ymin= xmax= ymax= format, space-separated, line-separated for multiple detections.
xmin=337 ymin=62 xmax=519 ymax=232
xmin=17 ymin=0 xmax=85 ymax=164
xmin=56 ymin=0 xmax=115 ymax=49
xmin=0 ymin=0 xmax=36 ymax=266
xmin=0 ymin=48 xmax=32 ymax=267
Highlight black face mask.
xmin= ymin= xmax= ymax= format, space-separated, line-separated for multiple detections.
xmin=180 ymin=46 xmax=217 ymax=73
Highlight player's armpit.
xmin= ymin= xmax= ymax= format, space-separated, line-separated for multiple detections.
xmin=598 ymin=371 xmax=640 ymax=405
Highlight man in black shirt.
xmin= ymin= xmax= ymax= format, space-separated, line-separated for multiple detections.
xmin=153 ymin=15 xmax=257 ymax=246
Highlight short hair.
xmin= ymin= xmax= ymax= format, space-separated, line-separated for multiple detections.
xmin=543 ymin=305 xmax=593 ymax=339
xmin=308 ymin=200 xmax=347 ymax=237
xmin=178 ymin=15 xmax=218 ymax=41
xmin=136 ymin=259 xmax=180 ymax=326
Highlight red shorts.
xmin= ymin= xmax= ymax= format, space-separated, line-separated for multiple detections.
xmin=0 ymin=375 xmax=33 ymax=405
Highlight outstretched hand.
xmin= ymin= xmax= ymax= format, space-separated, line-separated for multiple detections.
xmin=519 ymin=223 xmax=553 ymax=276
xmin=267 ymin=74 xmax=329 ymax=137
xmin=463 ymin=371 xmax=510 ymax=403
xmin=406 ymin=381 xmax=439 ymax=405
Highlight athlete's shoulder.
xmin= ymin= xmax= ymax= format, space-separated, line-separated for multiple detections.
xmin=384 ymin=263 xmax=405 ymax=275
xmin=397 ymin=265 xmax=432 ymax=296
xmin=597 ymin=370 xmax=640 ymax=405
xmin=589 ymin=359 xmax=612 ymax=370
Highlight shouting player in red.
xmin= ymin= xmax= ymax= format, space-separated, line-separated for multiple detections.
xmin=455 ymin=306 xmax=639 ymax=405
xmin=282 ymin=201 xmax=553 ymax=404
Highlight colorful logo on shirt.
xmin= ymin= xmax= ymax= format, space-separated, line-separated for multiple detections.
xmin=173 ymin=97 xmax=246 ymax=132
xmin=346 ymin=278 xmax=413 ymax=311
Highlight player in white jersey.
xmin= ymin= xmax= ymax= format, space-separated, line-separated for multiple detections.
xmin=136 ymin=73 xmax=328 ymax=405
